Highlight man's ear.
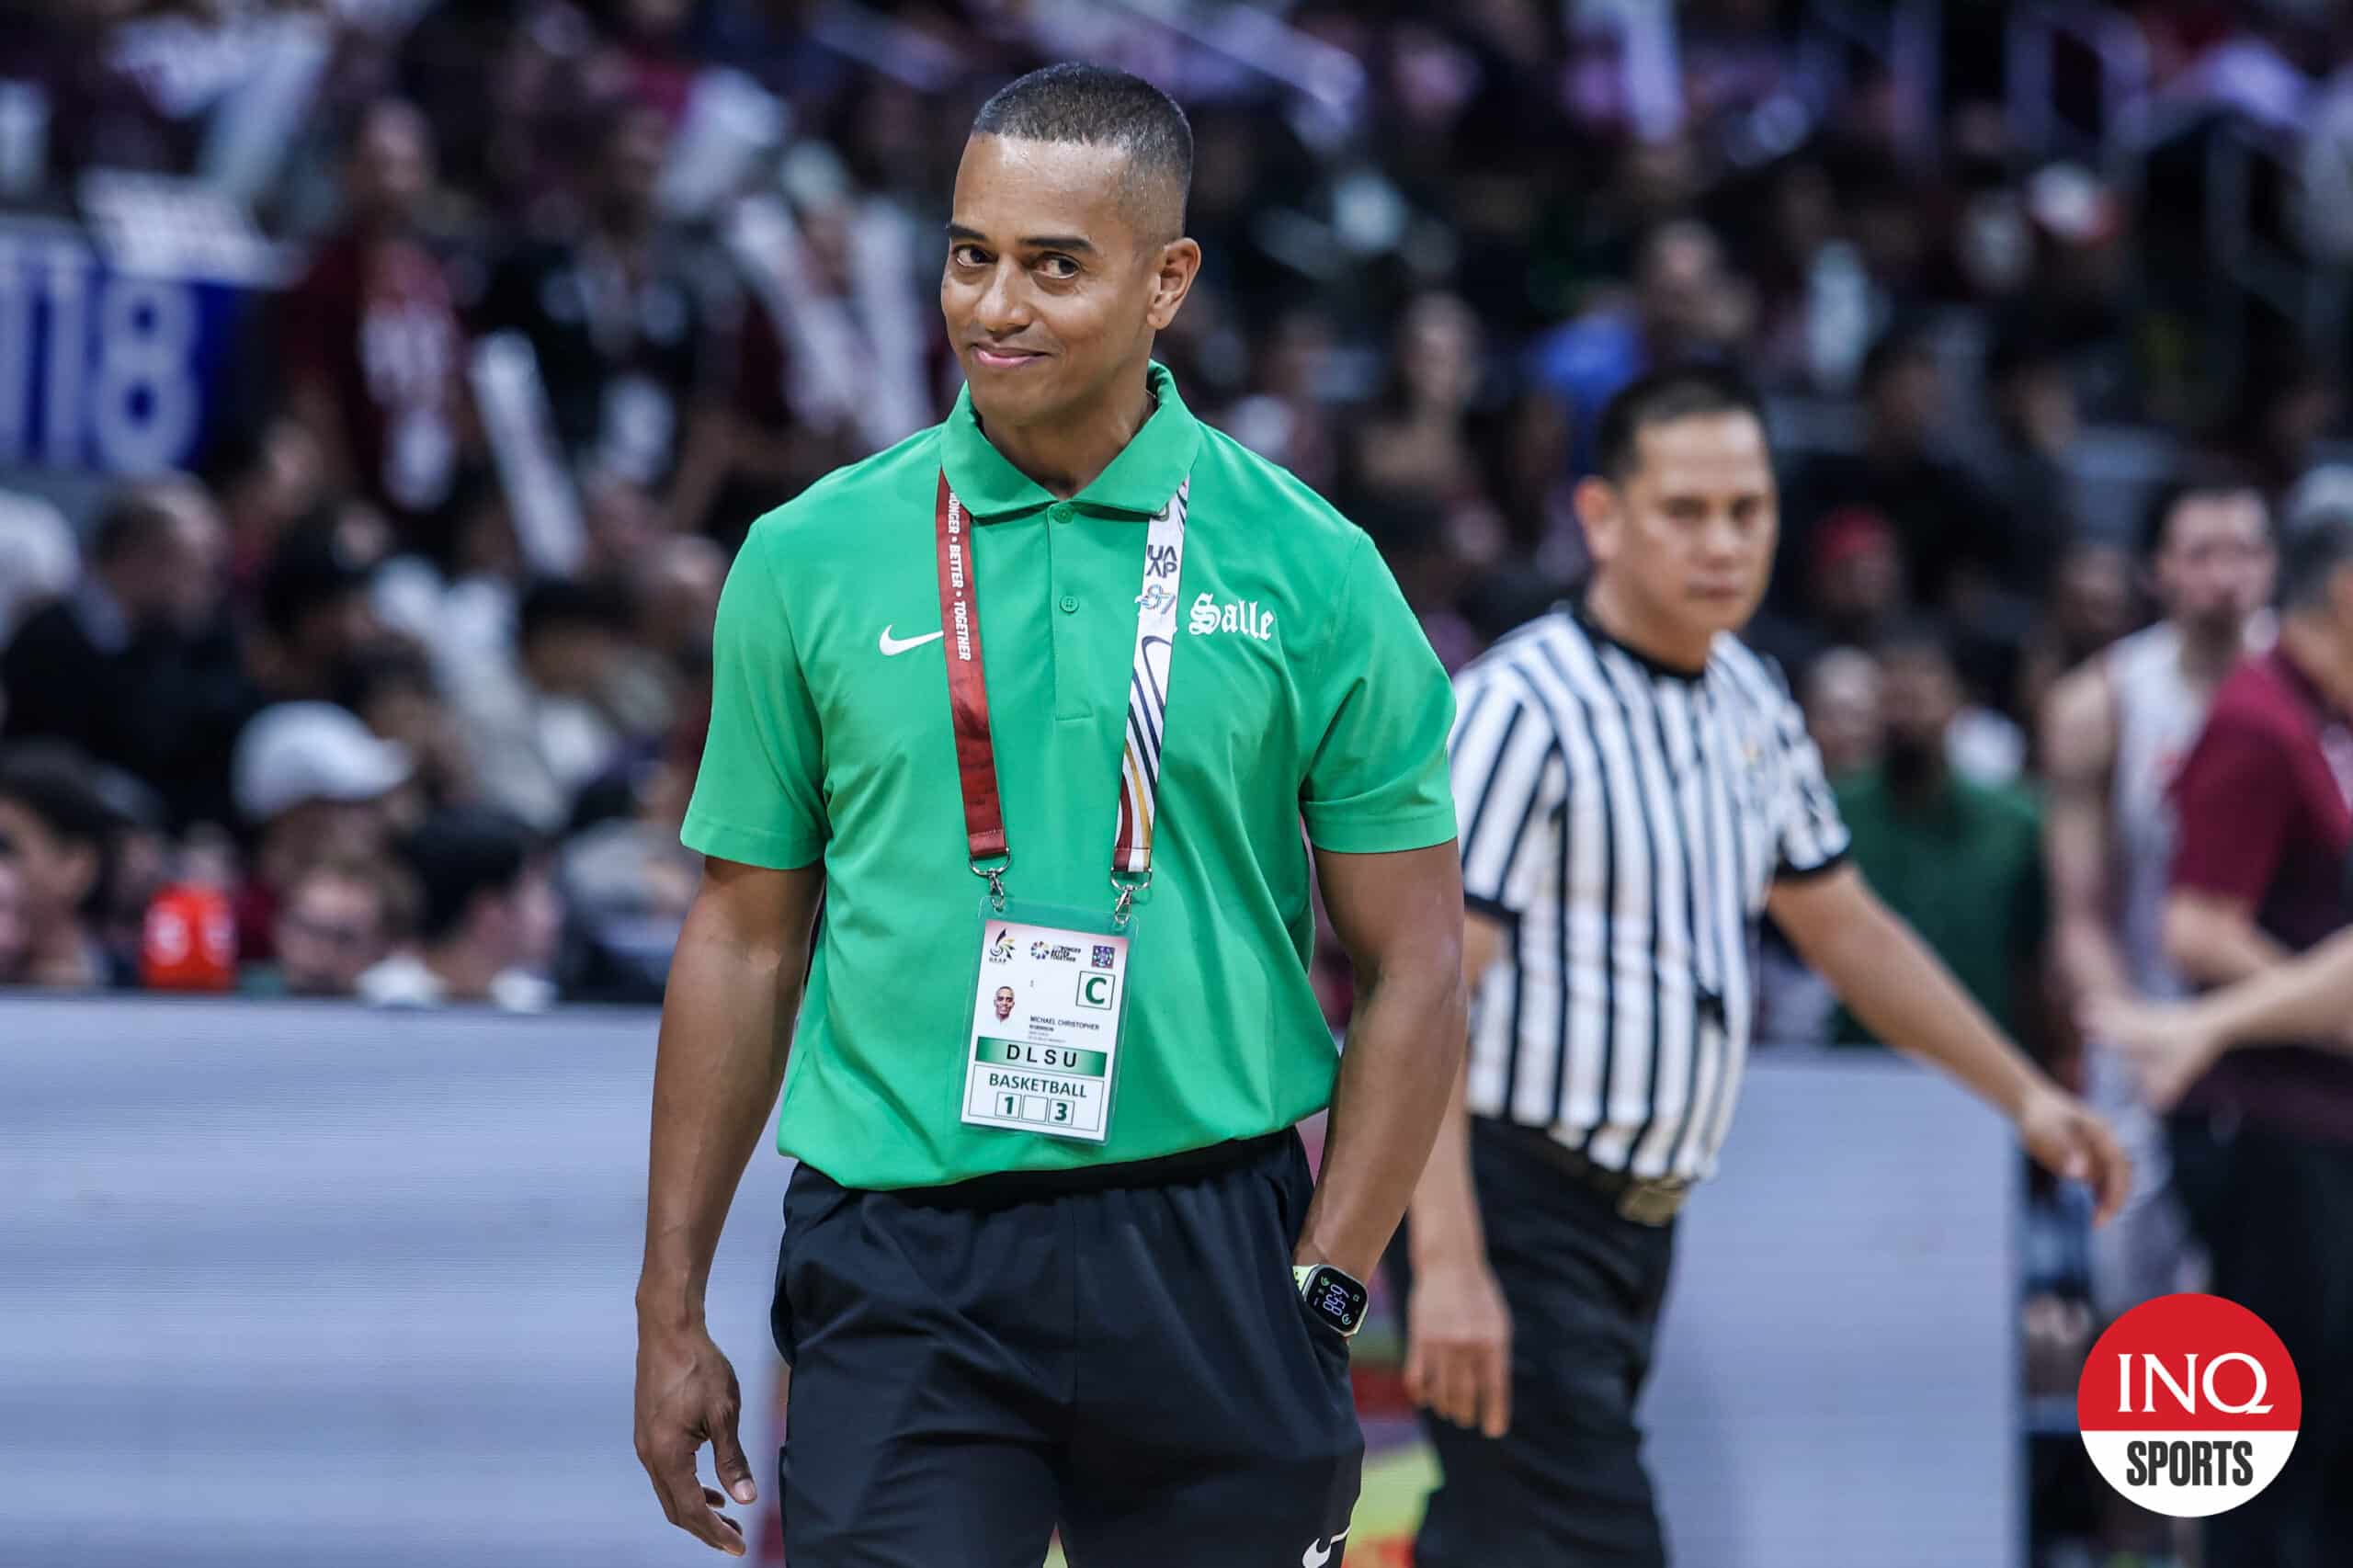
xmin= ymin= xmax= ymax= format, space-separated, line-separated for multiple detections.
xmin=1145 ymin=237 xmax=1202 ymax=333
xmin=1574 ymin=475 xmax=1620 ymax=566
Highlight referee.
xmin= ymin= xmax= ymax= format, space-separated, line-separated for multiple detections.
xmin=632 ymin=66 xmax=1466 ymax=1567
xmin=1397 ymin=366 xmax=2131 ymax=1567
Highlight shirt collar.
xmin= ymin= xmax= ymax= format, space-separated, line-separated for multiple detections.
xmin=1569 ymin=594 xmax=1710 ymax=683
xmin=939 ymin=361 xmax=1202 ymax=522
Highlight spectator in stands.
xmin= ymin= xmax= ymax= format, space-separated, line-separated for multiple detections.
xmin=1532 ymin=218 xmax=1745 ymax=472
xmin=1831 ymin=624 xmax=2047 ymax=1048
xmin=200 ymin=419 xmax=326 ymax=609
xmin=474 ymin=100 xmax=727 ymax=514
xmin=454 ymin=578 xmax=631 ymax=834
xmin=1981 ymin=331 xmax=2082 ymax=604
xmin=358 ymin=808 xmax=560 ymax=1011
xmin=231 ymin=702 xmax=415 ymax=963
xmin=2018 ymin=537 xmax=2137 ymax=727
xmin=251 ymin=517 xmax=389 ymax=705
xmin=245 ymin=854 xmax=409 ymax=998
xmin=0 ymin=831 xmax=30 ymax=985
xmin=0 ymin=747 xmax=123 ymax=990
xmin=337 ymin=644 xmax=472 ymax=813
xmin=0 ymin=479 xmax=250 ymax=828
xmin=1781 ymin=326 xmax=2016 ymax=624
xmin=280 ymin=98 xmax=471 ymax=553
xmin=1802 ymin=645 xmax=1884 ymax=781
xmin=1747 ymin=503 xmax=1905 ymax=676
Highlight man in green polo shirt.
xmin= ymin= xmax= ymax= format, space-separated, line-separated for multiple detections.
xmin=1830 ymin=624 xmax=2047 ymax=1048
xmin=631 ymin=64 xmax=1466 ymax=1567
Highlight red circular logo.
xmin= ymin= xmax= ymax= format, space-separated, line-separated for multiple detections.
xmin=2077 ymin=1293 xmax=2300 ymax=1518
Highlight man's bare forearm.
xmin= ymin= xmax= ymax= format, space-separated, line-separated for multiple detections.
xmin=1302 ymin=955 xmax=1466 ymax=1280
xmin=1775 ymin=870 xmax=2041 ymax=1119
xmin=1404 ymin=914 xmax=1506 ymax=1270
xmin=636 ymin=864 xmax=817 ymax=1329
xmin=1404 ymin=1055 xmax=1486 ymax=1268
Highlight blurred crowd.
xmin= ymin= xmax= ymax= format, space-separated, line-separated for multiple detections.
xmin=0 ymin=0 xmax=2348 ymax=1043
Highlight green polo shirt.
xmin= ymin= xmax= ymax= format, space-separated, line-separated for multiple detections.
xmin=682 ymin=363 xmax=1458 ymax=1189
xmin=1829 ymin=766 xmax=2046 ymax=1047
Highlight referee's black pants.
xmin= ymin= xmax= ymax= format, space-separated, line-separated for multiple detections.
xmin=770 ymin=1129 xmax=1362 ymax=1568
xmin=2168 ymin=1108 xmax=2353 ymax=1568
xmin=1392 ymin=1116 xmax=1677 ymax=1568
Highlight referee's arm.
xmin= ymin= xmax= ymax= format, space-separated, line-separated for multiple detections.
xmin=1768 ymin=864 xmax=2132 ymax=1223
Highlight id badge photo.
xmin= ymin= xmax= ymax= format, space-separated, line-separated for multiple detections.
xmin=960 ymin=895 xmax=1135 ymax=1142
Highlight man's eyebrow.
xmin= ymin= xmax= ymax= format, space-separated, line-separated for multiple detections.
xmin=946 ymin=223 xmax=1096 ymax=254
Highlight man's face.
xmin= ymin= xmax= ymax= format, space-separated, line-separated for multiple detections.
xmin=941 ymin=134 xmax=1198 ymax=434
xmin=1870 ymin=356 xmax=1942 ymax=452
xmin=1638 ymin=229 xmax=1723 ymax=347
xmin=1580 ymin=412 xmax=1779 ymax=644
xmin=1803 ymin=650 xmax=1884 ymax=779
xmin=0 ymin=801 xmax=93 ymax=927
xmin=275 ymin=874 xmax=388 ymax=996
xmin=1879 ymin=646 xmax=1961 ymax=751
xmin=116 ymin=494 xmax=226 ymax=634
xmin=351 ymin=103 xmax=432 ymax=231
xmin=604 ymin=108 xmax=669 ymax=228
xmin=2154 ymin=491 xmax=2273 ymax=640
xmin=994 ymin=986 xmax=1016 ymax=1021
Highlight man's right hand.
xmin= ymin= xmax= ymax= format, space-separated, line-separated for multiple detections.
xmin=1403 ymin=1256 xmax=1513 ymax=1438
xmin=633 ymin=1317 xmax=759 ymax=1556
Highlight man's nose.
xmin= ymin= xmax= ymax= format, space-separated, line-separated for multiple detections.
xmin=973 ymin=261 xmax=1031 ymax=335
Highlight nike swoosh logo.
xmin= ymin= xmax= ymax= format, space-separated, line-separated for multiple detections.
xmin=879 ymin=626 xmax=945 ymax=656
xmin=1302 ymin=1531 xmax=1347 ymax=1568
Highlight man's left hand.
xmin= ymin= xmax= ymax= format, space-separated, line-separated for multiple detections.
xmin=2016 ymin=1083 xmax=2132 ymax=1226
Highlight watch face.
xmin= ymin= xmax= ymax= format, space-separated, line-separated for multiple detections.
xmin=1304 ymin=1267 xmax=1369 ymax=1335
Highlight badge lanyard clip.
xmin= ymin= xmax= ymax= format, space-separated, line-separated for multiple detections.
xmin=935 ymin=471 xmax=1188 ymax=924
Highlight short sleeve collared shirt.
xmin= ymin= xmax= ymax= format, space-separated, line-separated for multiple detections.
xmin=683 ymin=363 xmax=1458 ymax=1188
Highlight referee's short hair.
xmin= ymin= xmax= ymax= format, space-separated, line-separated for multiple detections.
xmin=1593 ymin=363 xmax=1768 ymax=483
xmin=971 ymin=63 xmax=1192 ymax=241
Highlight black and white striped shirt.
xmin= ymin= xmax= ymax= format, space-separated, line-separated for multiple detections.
xmin=1449 ymin=605 xmax=1850 ymax=1182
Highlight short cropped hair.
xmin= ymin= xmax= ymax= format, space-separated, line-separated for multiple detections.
xmin=395 ymin=809 xmax=540 ymax=945
xmin=1591 ymin=363 xmax=1768 ymax=483
xmin=971 ymin=63 xmax=1192 ymax=240
xmin=2278 ymin=501 xmax=2353 ymax=614
xmin=2138 ymin=462 xmax=2266 ymax=561
xmin=0 ymin=745 xmax=119 ymax=915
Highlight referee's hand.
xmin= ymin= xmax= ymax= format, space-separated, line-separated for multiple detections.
xmin=2016 ymin=1082 xmax=2134 ymax=1229
xmin=634 ymin=1319 xmax=757 ymax=1555
xmin=1404 ymin=1258 xmax=1514 ymax=1438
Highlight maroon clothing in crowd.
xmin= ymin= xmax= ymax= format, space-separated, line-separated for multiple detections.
xmin=281 ymin=232 xmax=467 ymax=532
xmin=2169 ymin=645 xmax=2353 ymax=1141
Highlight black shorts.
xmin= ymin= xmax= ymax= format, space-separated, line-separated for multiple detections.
xmin=772 ymin=1130 xmax=1362 ymax=1568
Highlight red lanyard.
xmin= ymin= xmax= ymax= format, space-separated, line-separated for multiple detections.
xmin=931 ymin=469 xmax=1192 ymax=921
xmin=934 ymin=473 xmax=1008 ymax=870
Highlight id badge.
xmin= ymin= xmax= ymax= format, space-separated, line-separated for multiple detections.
xmin=961 ymin=895 xmax=1133 ymax=1142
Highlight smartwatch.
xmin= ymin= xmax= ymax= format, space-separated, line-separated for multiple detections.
xmin=1292 ymin=1262 xmax=1370 ymax=1339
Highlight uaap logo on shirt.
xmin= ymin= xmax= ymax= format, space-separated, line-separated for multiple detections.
xmin=987 ymin=927 xmax=1016 ymax=963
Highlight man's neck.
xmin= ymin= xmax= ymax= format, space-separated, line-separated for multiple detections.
xmin=979 ymin=376 xmax=1156 ymax=501
xmin=1584 ymin=575 xmax=1712 ymax=675
xmin=2279 ymin=615 xmax=2353 ymax=712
